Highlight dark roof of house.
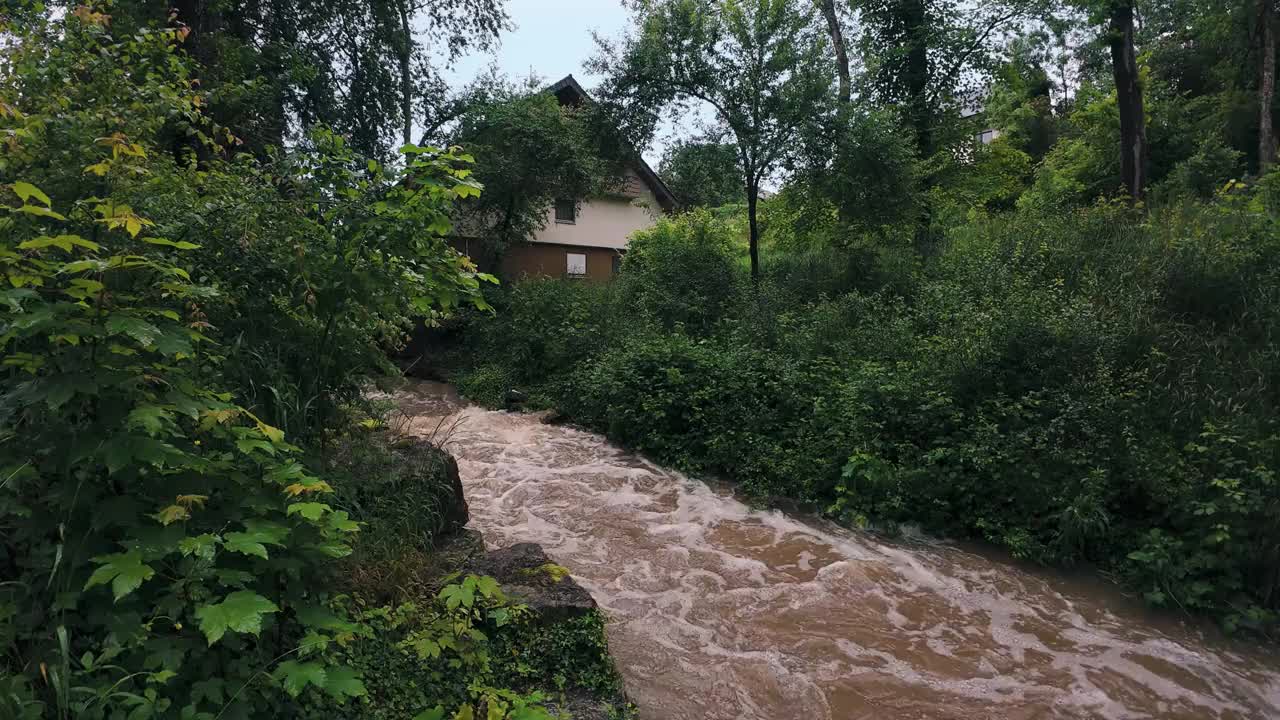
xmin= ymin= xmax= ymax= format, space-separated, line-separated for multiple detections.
xmin=547 ymin=74 xmax=677 ymax=213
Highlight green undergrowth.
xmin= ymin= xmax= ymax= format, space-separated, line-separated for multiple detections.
xmin=0 ymin=11 xmax=617 ymax=719
xmin=450 ymin=203 xmax=1280 ymax=634
xmin=274 ymin=426 xmax=629 ymax=720
xmin=490 ymin=610 xmax=622 ymax=700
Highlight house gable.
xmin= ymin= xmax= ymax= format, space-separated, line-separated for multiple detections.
xmin=545 ymin=74 xmax=677 ymax=214
xmin=488 ymin=75 xmax=677 ymax=282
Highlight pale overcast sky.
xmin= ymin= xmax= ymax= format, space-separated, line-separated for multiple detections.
xmin=445 ymin=0 xmax=630 ymax=90
xmin=441 ymin=0 xmax=688 ymax=163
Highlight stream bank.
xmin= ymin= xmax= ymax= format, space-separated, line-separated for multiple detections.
xmin=324 ymin=398 xmax=632 ymax=719
xmin=393 ymin=378 xmax=1280 ymax=720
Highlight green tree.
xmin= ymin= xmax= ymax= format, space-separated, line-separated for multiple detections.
xmin=796 ymin=105 xmax=921 ymax=238
xmin=0 ymin=11 xmax=497 ymax=717
xmin=594 ymin=0 xmax=833 ymax=281
xmin=985 ymin=33 xmax=1060 ymax=160
xmin=387 ymin=0 xmax=511 ymax=146
xmin=856 ymin=0 xmax=1040 ymax=155
xmin=99 ymin=0 xmax=509 ymax=159
xmin=0 ymin=13 xmax=360 ymax=716
xmin=658 ymin=139 xmax=744 ymax=208
xmin=1067 ymin=0 xmax=1146 ymax=200
xmin=444 ymin=78 xmax=623 ymax=266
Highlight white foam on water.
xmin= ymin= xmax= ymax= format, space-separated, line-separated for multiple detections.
xmin=396 ymin=382 xmax=1280 ymax=720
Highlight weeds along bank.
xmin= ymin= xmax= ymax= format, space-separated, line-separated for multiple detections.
xmin=0 ymin=13 xmax=622 ymax=719
xmin=453 ymin=198 xmax=1280 ymax=634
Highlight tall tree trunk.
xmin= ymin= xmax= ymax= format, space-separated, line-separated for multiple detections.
xmin=903 ymin=0 xmax=931 ymax=155
xmin=746 ymin=181 xmax=760 ymax=282
xmin=253 ymin=0 xmax=288 ymax=150
xmin=1109 ymin=1 xmax=1147 ymax=202
xmin=818 ymin=0 xmax=850 ymax=105
xmin=172 ymin=0 xmax=205 ymax=58
xmin=398 ymin=0 xmax=414 ymax=147
xmin=1261 ymin=0 xmax=1277 ymax=172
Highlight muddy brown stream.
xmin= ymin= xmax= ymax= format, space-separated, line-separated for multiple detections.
xmin=393 ymin=380 xmax=1280 ymax=720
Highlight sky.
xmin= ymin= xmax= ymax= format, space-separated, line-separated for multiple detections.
xmin=443 ymin=0 xmax=631 ymax=90
xmin=439 ymin=0 xmax=688 ymax=164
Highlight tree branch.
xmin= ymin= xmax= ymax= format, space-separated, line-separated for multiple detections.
xmin=928 ymin=9 xmax=1022 ymax=106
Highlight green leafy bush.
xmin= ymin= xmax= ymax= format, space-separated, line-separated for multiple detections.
xmin=461 ymin=279 xmax=612 ymax=391
xmin=455 ymin=193 xmax=1280 ymax=631
xmin=137 ymin=130 xmax=493 ymax=442
xmin=490 ymin=610 xmax=622 ymax=698
xmin=0 ymin=11 xmax=517 ymax=719
xmin=298 ymin=581 xmax=559 ymax=720
xmin=454 ymin=363 xmax=519 ymax=408
xmin=0 ymin=17 xmax=361 ymax=718
xmin=614 ymin=210 xmax=741 ymax=336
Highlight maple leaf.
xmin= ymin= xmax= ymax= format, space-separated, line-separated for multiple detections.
xmin=194 ymin=591 xmax=279 ymax=645
xmin=84 ymin=551 xmax=154 ymax=601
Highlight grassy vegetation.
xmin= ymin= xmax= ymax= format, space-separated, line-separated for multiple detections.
xmin=453 ymin=194 xmax=1280 ymax=634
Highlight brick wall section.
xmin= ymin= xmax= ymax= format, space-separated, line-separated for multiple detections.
xmin=499 ymin=243 xmax=621 ymax=283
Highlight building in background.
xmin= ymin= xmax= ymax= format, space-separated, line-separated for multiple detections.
xmin=495 ymin=75 xmax=676 ymax=282
xmin=961 ymin=106 xmax=1001 ymax=145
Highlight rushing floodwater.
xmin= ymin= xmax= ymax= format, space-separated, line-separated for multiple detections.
xmin=393 ymin=380 xmax=1280 ymax=720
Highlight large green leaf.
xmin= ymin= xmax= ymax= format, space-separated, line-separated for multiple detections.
xmin=326 ymin=510 xmax=360 ymax=533
xmin=127 ymin=405 xmax=173 ymax=436
xmin=102 ymin=436 xmax=186 ymax=474
xmin=84 ymin=551 xmax=155 ymax=601
xmin=307 ymin=541 xmax=352 ymax=559
xmin=11 ymin=181 xmax=50 ymax=206
xmin=177 ymin=534 xmax=219 ymax=561
xmin=438 ymin=579 xmax=476 ymax=610
xmin=322 ymin=665 xmax=366 ymax=701
xmin=285 ymin=502 xmax=330 ymax=521
xmin=272 ymin=660 xmax=326 ymax=697
xmin=474 ymin=575 xmax=500 ymax=599
xmin=151 ymin=329 xmax=193 ymax=357
xmin=194 ymin=591 xmax=279 ymax=645
xmin=142 ymin=237 xmax=200 ymax=250
xmin=18 ymin=234 xmax=100 ymax=253
xmin=105 ymin=315 xmax=161 ymax=347
xmin=222 ymin=520 xmax=290 ymax=559
xmin=15 ymin=205 xmax=67 ymax=220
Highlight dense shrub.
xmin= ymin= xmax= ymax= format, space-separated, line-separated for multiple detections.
xmin=0 ymin=12 xmax=552 ymax=719
xmin=296 ymin=588 xmax=558 ymax=720
xmin=140 ymin=130 xmax=494 ymax=442
xmin=454 ymin=362 xmax=521 ymax=409
xmin=463 ymin=280 xmax=612 ymax=386
xmin=758 ymin=244 xmax=915 ymax=302
xmin=454 ymin=191 xmax=1280 ymax=631
xmin=613 ymin=210 xmax=741 ymax=336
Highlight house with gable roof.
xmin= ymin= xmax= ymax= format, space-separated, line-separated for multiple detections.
xmin=476 ymin=74 xmax=678 ymax=282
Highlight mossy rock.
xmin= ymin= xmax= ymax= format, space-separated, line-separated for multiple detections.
xmin=490 ymin=608 xmax=630 ymax=718
xmin=466 ymin=544 xmax=598 ymax=622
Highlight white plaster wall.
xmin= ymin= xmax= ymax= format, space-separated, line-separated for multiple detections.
xmin=531 ymin=169 xmax=661 ymax=250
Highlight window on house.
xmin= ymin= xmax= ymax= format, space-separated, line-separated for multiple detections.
xmin=977 ymin=129 xmax=996 ymax=145
xmin=554 ymin=198 xmax=576 ymax=224
xmin=611 ymin=254 xmax=622 ymax=276
xmin=566 ymin=252 xmax=587 ymax=278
